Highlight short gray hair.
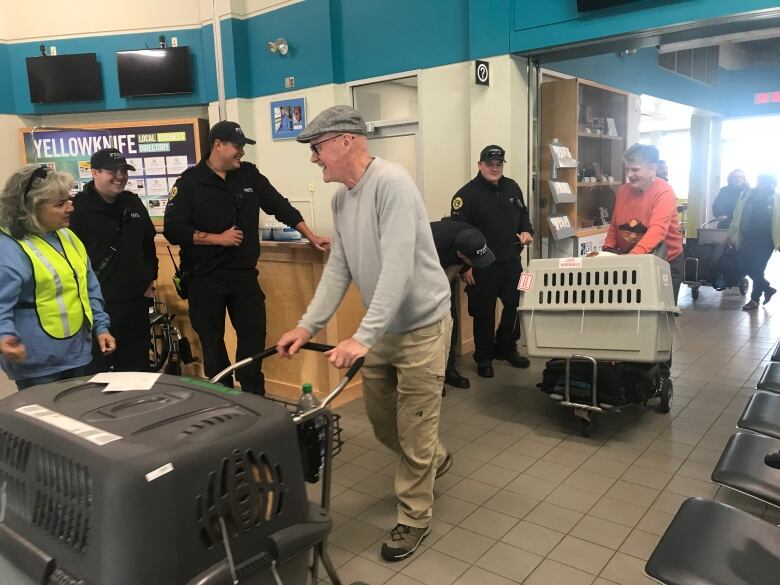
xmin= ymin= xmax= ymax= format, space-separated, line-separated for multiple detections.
xmin=0 ymin=165 xmax=74 ymax=238
xmin=624 ymin=143 xmax=660 ymax=166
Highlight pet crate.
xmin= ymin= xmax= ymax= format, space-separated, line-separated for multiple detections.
xmin=519 ymin=255 xmax=680 ymax=363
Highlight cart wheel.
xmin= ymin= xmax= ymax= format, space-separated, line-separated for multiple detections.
xmin=739 ymin=279 xmax=749 ymax=296
xmin=691 ymin=287 xmax=700 ymax=301
xmin=657 ymin=378 xmax=672 ymax=414
xmin=579 ymin=417 xmax=593 ymax=437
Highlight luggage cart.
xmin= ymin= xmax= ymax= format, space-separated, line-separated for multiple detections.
xmin=519 ymin=255 xmax=680 ymax=436
xmin=684 ymin=218 xmax=748 ymax=301
xmin=210 ymin=342 xmax=365 ymax=585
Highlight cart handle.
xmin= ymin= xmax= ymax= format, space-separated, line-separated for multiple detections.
xmin=698 ymin=218 xmax=721 ymax=229
xmin=209 ymin=343 xmax=364 ymax=416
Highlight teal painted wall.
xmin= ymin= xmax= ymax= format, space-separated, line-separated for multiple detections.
xmin=509 ymin=0 xmax=780 ymax=53
xmin=5 ymin=27 xmax=216 ymax=115
xmin=545 ymin=47 xmax=780 ymax=117
xmin=0 ymin=43 xmax=13 ymax=114
xmin=0 ymin=0 xmax=778 ymax=115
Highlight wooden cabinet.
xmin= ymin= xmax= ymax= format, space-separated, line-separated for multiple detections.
xmin=540 ymin=78 xmax=629 ymax=255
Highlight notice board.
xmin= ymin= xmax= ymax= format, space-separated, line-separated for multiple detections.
xmin=19 ymin=118 xmax=208 ymax=221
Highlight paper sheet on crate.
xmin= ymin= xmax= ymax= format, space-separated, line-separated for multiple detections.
xmin=90 ymin=372 xmax=161 ymax=393
xmin=517 ymin=272 xmax=534 ymax=291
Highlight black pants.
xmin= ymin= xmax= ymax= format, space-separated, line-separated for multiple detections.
xmin=740 ymin=243 xmax=775 ymax=302
xmin=669 ymin=253 xmax=683 ymax=305
xmin=447 ymin=279 xmax=459 ymax=372
xmin=87 ymin=297 xmax=151 ymax=374
xmin=467 ymin=261 xmax=522 ymax=364
xmin=188 ymin=270 xmax=266 ymax=395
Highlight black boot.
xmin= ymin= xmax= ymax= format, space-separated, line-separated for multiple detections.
xmin=477 ymin=361 xmax=494 ymax=377
xmin=495 ymin=349 xmax=530 ymax=368
xmin=445 ymin=369 xmax=470 ymax=388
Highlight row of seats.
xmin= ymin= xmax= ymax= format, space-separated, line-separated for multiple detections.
xmin=644 ymin=343 xmax=780 ymax=585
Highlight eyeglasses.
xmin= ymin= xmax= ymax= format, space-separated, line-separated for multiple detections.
xmin=23 ymin=166 xmax=50 ymax=200
xmin=309 ymin=134 xmax=345 ymax=155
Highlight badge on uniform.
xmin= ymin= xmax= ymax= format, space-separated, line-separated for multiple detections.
xmin=169 ymin=186 xmax=178 ymax=199
xmin=452 ymin=196 xmax=463 ymax=210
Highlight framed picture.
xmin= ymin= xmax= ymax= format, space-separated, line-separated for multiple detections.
xmin=270 ymin=98 xmax=306 ymax=139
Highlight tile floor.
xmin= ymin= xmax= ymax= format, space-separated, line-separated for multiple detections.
xmin=314 ymin=261 xmax=780 ymax=585
xmin=1 ymin=262 xmax=778 ymax=585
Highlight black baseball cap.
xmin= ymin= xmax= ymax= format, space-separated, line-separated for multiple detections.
xmin=90 ymin=148 xmax=135 ymax=171
xmin=208 ymin=121 xmax=256 ymax=146
xmin=454 ymin=228 xmax=495 ymax=269
xmin=480 ymin=145 xmax=506 ymax=163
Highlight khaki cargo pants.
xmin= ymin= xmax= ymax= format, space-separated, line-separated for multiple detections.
xmin=361 ymin=315 xmax=452 ymax=528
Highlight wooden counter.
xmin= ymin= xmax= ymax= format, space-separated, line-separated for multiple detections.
xmin=155 ymin=237 xmax=475 ymax=406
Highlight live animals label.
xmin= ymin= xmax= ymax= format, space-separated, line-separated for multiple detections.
xmin=558 ymin=257 xmax=582 ymax=268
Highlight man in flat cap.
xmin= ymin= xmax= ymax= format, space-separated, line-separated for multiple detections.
xmin=164 ymin=120 xmax=329 ymax=395
xmin=71 ymin=147 xmax=158 ymax=373
xmin=277 ymin=106 xmax=453 ymax=562
xmin=451 ymin=145 xmax=534 ymax=378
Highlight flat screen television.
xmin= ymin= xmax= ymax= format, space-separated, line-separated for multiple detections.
xmin=577 ymin=0 xmax=640 ymax=10
xmin=117 ymin=46 xmax=192 ymax=98
xmin=25 ymin=53 xmax=102 ymax=103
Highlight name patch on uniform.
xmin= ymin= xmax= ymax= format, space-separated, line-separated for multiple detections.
xmin=452 ymin=196 xmax=463 ymax=210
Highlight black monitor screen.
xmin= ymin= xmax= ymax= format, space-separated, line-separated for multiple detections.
xmin=577 ymin=0 xmax=640 ymax=10
xmin=117 ymin=47 xmax=192 ymax=98
xmin=26 ymin=53 xmax=102 ymax=104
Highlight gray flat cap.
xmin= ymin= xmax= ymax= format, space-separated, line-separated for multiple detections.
xmin=296 ymin=105 xmax=367 ymax=143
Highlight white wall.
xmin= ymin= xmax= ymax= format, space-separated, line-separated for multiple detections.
xmin=0 ymin=114 xmax=29 ymax=181
xmin=0 ymin=0 xmax=208 ymax=41
xmin=419 ymin=62 xmax=471 ymax=220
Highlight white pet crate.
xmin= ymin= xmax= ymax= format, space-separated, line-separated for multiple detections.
xmin=519 ymin=255 xmax=680 ymax=363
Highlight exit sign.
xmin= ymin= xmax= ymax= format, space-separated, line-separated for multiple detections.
xmin=754 ymin=92 xmax=780 ymax=104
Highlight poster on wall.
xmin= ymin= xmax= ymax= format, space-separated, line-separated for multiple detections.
xmin=270 ymin=97 xmax=306 ymax=140
xmin=19 ymin=118 xmax=207 ymax=220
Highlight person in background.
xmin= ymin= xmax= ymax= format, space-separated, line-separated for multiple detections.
xmin=70 ymin=148 xmax=158 ymax=373
xmin=728 ymin=173 xmax=780 ymax=311
xmin=430 ymin=220 xmax=495 ymax=391
xmin=604 ymin=143 xmax=684 ymax=302
xmin=277 ymin=106 xmax=452 ymax=562
xmin=450 ymin=145 xmax=533 ymax=378
xmin=713 ymin=169 xmax=750 ymax=229
xmin=164 ymin=121 xmax=329 ymax=395
xmin=0 ymin=165 xmax=114 ymax=390
xmin=656 ymin=159 xmax=669 ymax=181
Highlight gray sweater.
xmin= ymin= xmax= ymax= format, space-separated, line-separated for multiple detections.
xmin=299 ymin=157 xmax=451 ymax=348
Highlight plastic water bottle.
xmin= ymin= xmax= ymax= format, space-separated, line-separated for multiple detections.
xmin=296 ymin=383 xmax=328 ymax=482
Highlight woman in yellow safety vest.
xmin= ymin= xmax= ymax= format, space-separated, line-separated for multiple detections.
xmin=0 ymin=165 xmax=115 ymax=390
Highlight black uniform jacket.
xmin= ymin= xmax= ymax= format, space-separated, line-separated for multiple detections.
xmin=450 ymin=173 xmax=533 ymax=264
xmin=70 ymin=182 xmax=158 ymax=303
xmin=163 ymin=161 xmax=304 ymax=274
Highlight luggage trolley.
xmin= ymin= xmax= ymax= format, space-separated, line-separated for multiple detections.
xmin=210 ymin=342 xmax=365 ymax=585
xmin=683 ymin=218 xmax=748 ymax=301
xmin=519 ymin=255 xmax=680 ymax=436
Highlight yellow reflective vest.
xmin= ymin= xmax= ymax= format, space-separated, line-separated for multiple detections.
xmin=0 ymin=228 xmax=93 ymax=339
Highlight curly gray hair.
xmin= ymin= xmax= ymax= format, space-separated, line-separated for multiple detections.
xmin=0 ymin=165 xmax=74 ymax=238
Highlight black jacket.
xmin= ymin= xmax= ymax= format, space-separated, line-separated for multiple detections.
xmin=70 ymin=182 xmax=158 ymax=303
xmin=450 ymin=173 xmax=533 ymax=263
xmin=163 ymin=160 xmax=304 ymax=273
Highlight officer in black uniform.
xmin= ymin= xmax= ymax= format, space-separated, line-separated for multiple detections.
xmin=70 ymin=148 xmax=158 ymax=373
xmin=164 ymin=121 xmax=329 ymax=395
xmin=451 ymin=145 xmax=533 ymax=378
xmin=430 ymin=220 xmax=494 ymax=390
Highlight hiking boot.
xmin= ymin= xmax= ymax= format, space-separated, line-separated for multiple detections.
xmin=495 ymin=350 xmax=530 ymax=368
xmin=436 ymin=452 xmax=453 ymax=478
xmin=477 ymin=361 xmax=494 ymax=377
xmin=445 ymin=369 xmax=470 ymax=388
xmin=743 ymin=300 xmax=759 ymax=311
xmin=765 ymin=287 xmax=777 ymax=305
xmin=380 ymin=524 xmax=430 ymax=561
